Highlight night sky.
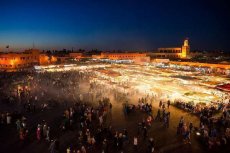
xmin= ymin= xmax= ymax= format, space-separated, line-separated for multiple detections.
xmin=0 ymin=0 xmax=229 ymax=51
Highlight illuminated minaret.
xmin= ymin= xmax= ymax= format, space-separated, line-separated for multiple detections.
xmin=181 ymin=38 xmax=190 ymax=58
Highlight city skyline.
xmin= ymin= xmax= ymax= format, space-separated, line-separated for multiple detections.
xmin=0 ymin=0 xmax=230 ymax=52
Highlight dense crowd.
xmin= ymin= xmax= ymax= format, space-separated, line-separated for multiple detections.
xmin=0 ymin=70 xmax=230 ymax=153
xmin=173 ymin=99 xmax=230 ymax=149
xmin=174 ymin=99 xmax=230 ymax=114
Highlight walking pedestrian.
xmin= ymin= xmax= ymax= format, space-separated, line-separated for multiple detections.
xmin=37 ymin=124 xmax=41 ymax=141
xmin=133 ymin=136 xmax=138 ymax=150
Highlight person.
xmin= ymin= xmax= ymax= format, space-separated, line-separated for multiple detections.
xmin=114 ymin=132 xmax=119 ymax=150
xmin=43 ymin=123 xmax=48 ymax=138
xmin=102 ymin=139 xmax=108 ymax=153
xmin=220 ymin=136 xmax=227 ymax=146
xmin=184 ymin=131 xmax=191 ymax=144
xmin=16 ymin=119 xmax=21 ymax=131
xmin=162 ymin=103 xmax=165 ymax=109
xmin=133 ymin=136 xmax=138 ymax=150
xmin=81 ymin=146 xmax=86 ymax=153
xmin=147 ymin=116 xmax=152 ymax=127
xmin=118 ymin=133 xmax=123 ymax=150
xmin=143 ymin=126 xmax=147 ymax=139
xmin=67 ymin=147 xmax=71 ymax=153
xmin=24 ymin=129 xmax=29 ymax=141
xmin=180 ymin=116 xmax=184 ymax=124
xmin=167 ymin=100 xmax=170 ymax=109
xmin=163 ymin=115 xmax=167 ymax=128
xmin=37 ymin=124 xmax=41 ymax=141
xmin=99 ymin=115 xmax=103 ymax=127
xmin=189 ymin=122 xmax=193 ymax=133
xmin=90 ymin=136 xmax=96 ymax=148
xmin=142 ymin=119 xmax=145 ymax=128
xmin=155 ymin=109 xmax=161 ymax=121
xmin=164 ymin=115 xmax=169 ymax=128
xmin=167 ymin=111 xmax=171 ymax=118
xmin=123 ymin=129 xmax=128 ymax=141
xmin=55 ymin=139 xmax=60 ymax=152
xmin=46 ymin=127 xmax=50 ymax=141
xmin=167 ymin=115 xmax=170 ymax=128
xmin=148 ymin=138 xmax=155 ymax=153
xmin=182 ymin=123 xmax=187 ymax=137
xmin=6 ymin=113 xmax=11 ymax=125
xmin=109 ymin=102 xmax=112 ymax=110
xmin=159 ymin=101 xmax=162 ymax=108
xmin=19 ymin=128 xmax=25 ymax=140
xmin=137 ymin=122 xmax=142 ymax=135
xmin=49 ymin=140 xmax=56 ymax=153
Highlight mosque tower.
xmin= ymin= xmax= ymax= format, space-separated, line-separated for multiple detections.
xmin=181 ymin=38 xmax=190 ymax=58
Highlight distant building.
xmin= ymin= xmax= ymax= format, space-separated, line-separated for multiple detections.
xmin=54 ymin=52 xmax=84 ymax=63
xmin=39 ymin=53 xmax=57 ymax=65
xmin=92 ymin=52 xmax=150 ymax=63
xmin=148 ymin=39 xmax=190 ymax=59
xmin=69 ymin=53 xmax=83 ymax=59
xmin=0 ymin=49 xmax=57 ymax=71
xmin=100 ymin=52 xmax=147 ymax=60
xmin=56 ymin=56 xmax=70 ymax=63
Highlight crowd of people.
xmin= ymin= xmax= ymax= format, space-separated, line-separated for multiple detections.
xmin=0 ymin=69 xmax=230 ymax=153
xmin=0 ymin=71 xmax=161 ymax=153
xmin=173 ymin=96 xmax=230 ymax=150
xmin=174 ymin=98 xmax=230 ymax=115
xmin=197 ymin=107 xmax=230 ymax=149
xmin=59 ymin=94 xmax=160 ymax=152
